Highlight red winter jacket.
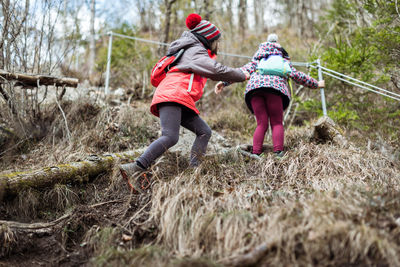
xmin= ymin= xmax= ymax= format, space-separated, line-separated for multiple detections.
xmin=150 ymin=32 xmax=246 ymax=117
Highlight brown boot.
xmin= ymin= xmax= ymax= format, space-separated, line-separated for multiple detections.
xmin=119 ymin=162 xmax=150 ymax=193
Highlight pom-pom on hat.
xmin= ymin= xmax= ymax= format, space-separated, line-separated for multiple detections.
xmin=267 ymin=33 xmax=278 ymax=43
xmin=186 ymin=13 xmax=221 ymax=42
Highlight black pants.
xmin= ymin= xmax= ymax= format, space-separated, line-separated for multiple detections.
xmin=137 ymin=102 xmax=212 ymax=168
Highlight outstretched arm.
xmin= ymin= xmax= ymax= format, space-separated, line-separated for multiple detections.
xmin=214 ymin=70 xmax=250 ymax=95
xmin=240 ymin=44 xmax=266 ymax=75
xmin=190 ymin=49 xmax=247 ymax=82
xmin=289 ymin=64 xmax=319 ymax=88
xmin=214 ymin=45 xmax=264 ymax=94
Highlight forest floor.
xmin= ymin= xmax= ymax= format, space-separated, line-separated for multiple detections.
xmin=1 ymin=96 xmax=400 ymax=266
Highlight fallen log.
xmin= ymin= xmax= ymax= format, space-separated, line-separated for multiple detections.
xmin=0 ymin=69 xmax=79 ymax=88
xmin=0 ymin=150 xmax=141 ymax=201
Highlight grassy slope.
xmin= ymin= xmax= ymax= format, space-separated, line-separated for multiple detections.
xmin=1 ymin=97 xmax=399 ymax=266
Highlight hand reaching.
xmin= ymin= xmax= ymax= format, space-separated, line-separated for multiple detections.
xmin=243 ymin=70 xmax=250 ymax=80
xmin=318 ymin=80 xmax=325 ymax=88
xmin=214 ymin=82 xmax=225 ymax=95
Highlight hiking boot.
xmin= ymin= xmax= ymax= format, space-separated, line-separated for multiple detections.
xmin=119 ymin=162 xmax=151 ymax=193
xmin=274 ymin=150 xmax=286 ymax=159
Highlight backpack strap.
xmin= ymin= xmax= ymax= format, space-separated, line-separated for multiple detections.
xmin=167 ymin=48 xmax=185 ymax=72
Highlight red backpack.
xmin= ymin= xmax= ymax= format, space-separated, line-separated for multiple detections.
xmin=150 ymin=49 xmax=185 ymax=87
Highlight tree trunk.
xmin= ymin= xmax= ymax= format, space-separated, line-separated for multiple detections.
xmin=0 ymin=150 xmax=141 ymax=201
xmin=253 ymin=0 xmax=261 ymax=34
xmin=238 ymin=0 xmax=247 ymax=40
xmin=203 ymin=0 xmax=212 ymax=20
xmin=226 ymin=0 xmax=234 ymax=32
xmin=0 ymin=0 xmax=10 ymax=69
xmin=163 ymin=0 xmax=177 ymax=52
xmin=88 ymin=0 xmax=96 ymax=76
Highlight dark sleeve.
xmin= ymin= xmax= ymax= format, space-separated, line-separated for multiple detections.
xmin=281 ymin=47 xmax=290 ymax=59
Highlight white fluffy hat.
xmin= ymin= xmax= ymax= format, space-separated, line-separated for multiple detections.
xmin=267 ymin=33 xmax=278 ymax=43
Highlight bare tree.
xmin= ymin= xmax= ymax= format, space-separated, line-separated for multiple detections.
xmin=0 ymin=0 xmax=81 ymax=142
xmin=163 ymin=0 xmax=177 ymax=50
xmin=225 ymin=0 xmax=234 ymax=33
xmin=238 ymin=0 xmax=247 ymax=40
xmin=88 ymin=0 xmax=96 ymax=76
xmin=0 ymin=0 xmax=30 ymax=71
xmin=253 ymin=0 xmax=265 ymax=34
xmin=201 ymin=0 xmax=213 ymax=20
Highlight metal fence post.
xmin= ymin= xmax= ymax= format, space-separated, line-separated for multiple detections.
xmin=104 ymin=31 xmax=113 ymax=95
xmin=317 ymin=58 xmax=328 ymax=116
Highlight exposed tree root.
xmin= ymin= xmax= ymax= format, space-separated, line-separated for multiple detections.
xmin=0 ymin=212 xmax=71 ymax=234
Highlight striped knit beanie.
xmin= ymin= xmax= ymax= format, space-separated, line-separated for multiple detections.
xmin=186 ymin=13 xmax=221 ymax=42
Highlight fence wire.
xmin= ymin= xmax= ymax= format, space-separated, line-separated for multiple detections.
xmin=105 ymin=31 xmax=400 ymax=105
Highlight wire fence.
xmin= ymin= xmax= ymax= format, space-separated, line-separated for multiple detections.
xmin=103 ymin=31 xmax=400 ymax=117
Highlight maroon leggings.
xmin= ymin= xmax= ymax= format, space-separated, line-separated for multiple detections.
xmin=250 ymin=91 xmax=284 ymax=154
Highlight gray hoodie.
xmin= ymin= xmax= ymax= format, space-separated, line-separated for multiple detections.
xmin=167 ymin=31 xmax=246 ymax=83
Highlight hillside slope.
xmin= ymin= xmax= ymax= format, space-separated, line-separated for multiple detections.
xmin=1 ymin=99 xmax=399 ymax=267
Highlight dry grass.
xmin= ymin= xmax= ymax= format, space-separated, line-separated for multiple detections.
xmin=135 ymin=137 xmax=400 ymax=266
xmin=44 ymin=184 xmax=80 ymax=211
xmin=0 ymin=224 xmax=15 ymax=257
xmin=0 ymin=97 xmax=158 ymax=173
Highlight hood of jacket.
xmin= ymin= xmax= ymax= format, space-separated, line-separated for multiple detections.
xmin=167 ymin=31 xmax=204 ymax=55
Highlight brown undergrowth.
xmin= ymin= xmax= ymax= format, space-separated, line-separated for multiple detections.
xmin=1 ymin=98 xmax=400 ymax=266
xmin=0 ymin=97 xmax=159 ymax=173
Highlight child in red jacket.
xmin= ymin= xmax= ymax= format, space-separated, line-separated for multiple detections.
xmin=120 ymin=14 xmax=249 ymax=193
xmin=215 ymin=33 xmax=324 ymax=158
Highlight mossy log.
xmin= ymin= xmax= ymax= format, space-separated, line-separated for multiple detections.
xmin=0 ymin=150 xmax=140 ymax=201
xmin=0 ymin=69 xmax=79 ymax=88
xmin=312 ymin=116 xmax=348 ymax=147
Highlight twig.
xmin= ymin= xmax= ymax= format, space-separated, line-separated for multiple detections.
xmin=220 ymin=241 xmax=276 ymax=267
xmin=124 ymin=201 xmax=151 ymax=227
xmin=0 ymin=82 xmax=17 ymax=114
xmin=284 ymin=85 xmax=304 ymax=123
xmin=312 ymin=21 xmax=337 ymax=55
xmin=288 ymin=90 xmax=306 ymax=127
xmin=58 ymin=84 xmax=66 ymax=101
xmin=55 ymin=86 xmax=71 ymax=142
xmin=89 ymin=199 xmax=124 ymax=208
xmin=0 ymin=138 xmax=27 ymax=158
xmin=38 ymin=84 xmax=48 ymax=106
